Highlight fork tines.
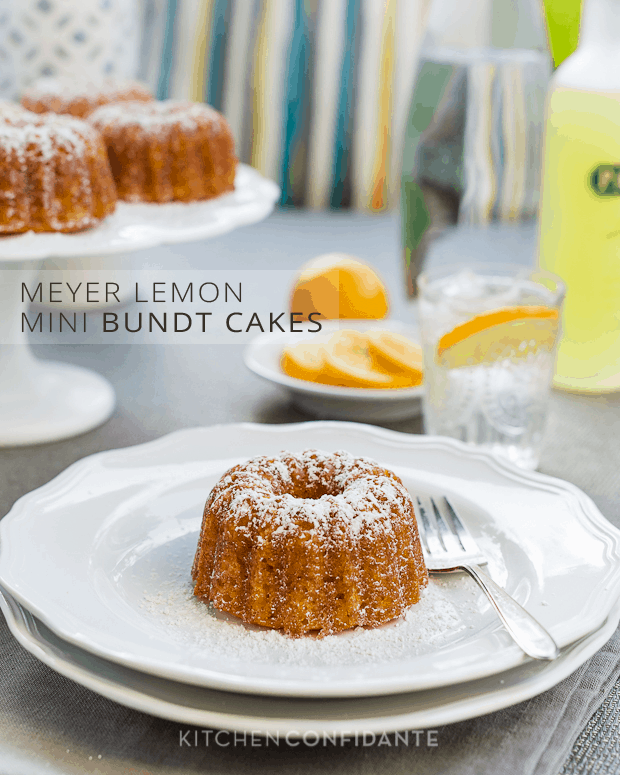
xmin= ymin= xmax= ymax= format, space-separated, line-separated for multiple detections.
xmin=415 ymin=495 xmax=487 ymax=567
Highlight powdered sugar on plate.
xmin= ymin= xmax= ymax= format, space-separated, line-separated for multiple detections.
xmin=136 ymin=530 xmax=483 ymax=668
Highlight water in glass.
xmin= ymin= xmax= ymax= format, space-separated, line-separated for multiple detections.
xmin=418 ymin=267 xmax=563 ymax=470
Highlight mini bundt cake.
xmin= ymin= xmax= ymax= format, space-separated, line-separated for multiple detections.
xmin=21 ymin=77 xmax=153 ymax=118
xmin=0 ymin=111 xmax=117 ymax=234
xmin=192 ymin=450 xmax=428 ymax=637
xmin=88 ymin=100 xmax=237 ymax=203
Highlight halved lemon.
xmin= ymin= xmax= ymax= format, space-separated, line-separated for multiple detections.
xmin=437 ymin=305 xmax=559 ymax=369
xmin=366 ymin=330 xmax=424 ymax=385
xmin=290 ymin=254 xmax=389 ymax=320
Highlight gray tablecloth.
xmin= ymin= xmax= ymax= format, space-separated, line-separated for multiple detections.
xmin=1 ymin=211 xmax=620 ymax=774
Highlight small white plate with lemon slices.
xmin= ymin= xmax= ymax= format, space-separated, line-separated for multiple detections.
xmin=244 ymin=320 xmax=424 ymax=422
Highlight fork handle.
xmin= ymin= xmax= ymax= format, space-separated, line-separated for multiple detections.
xmin=458 ymin=564 xmax=559 ymax=661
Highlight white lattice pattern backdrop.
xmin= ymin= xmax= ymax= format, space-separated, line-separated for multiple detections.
xmin=0 ymin=0 xmax=140 ymax=98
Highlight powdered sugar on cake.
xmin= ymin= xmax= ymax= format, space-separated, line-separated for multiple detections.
xmin=21 ymin=77 xmax=153 ymax=118
xmin=0 ymin=113 xmax=95 ymax=159
xmin=0 ymin=110 xmax=116 ymax=232
xmin=23 ymin=77 xmax=147 ymax=101
xmin=208 ymin=449 xmax=413 ymax=536
xmin=89 ymin=100 xmax=225 ymax=133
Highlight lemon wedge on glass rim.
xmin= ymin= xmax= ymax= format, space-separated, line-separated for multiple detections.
xmin=437 ymin=306 xmax=560 ymax=369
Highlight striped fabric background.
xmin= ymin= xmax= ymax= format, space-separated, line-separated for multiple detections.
xmin=138 ymin=0 xmax=429 ymax=211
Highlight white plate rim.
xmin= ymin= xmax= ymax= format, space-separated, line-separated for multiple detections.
xmin=1 ymin=422 xmax=620 ymax=699
xmin=1 ymin=584 xmax=617 ymax=736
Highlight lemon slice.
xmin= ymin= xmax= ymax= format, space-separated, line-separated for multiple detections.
xmin=321 ymin=330 xmax=394 ymax=388
xmin=281 ymin=330 xmax=423 ymax=389
xmin=281 ymin=342 xmax=326 ymax=381
xmin=366 ymin=330 xmax=424 ymax=385
xmin=437 ymin=306 xmax=559 ymax=369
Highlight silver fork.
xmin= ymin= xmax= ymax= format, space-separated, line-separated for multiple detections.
xmin=416 ymin=495 xmax=559 ymax=661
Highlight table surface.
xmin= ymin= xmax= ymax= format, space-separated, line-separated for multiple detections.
xmin=2 ymin=210 xmax=620 ymax=774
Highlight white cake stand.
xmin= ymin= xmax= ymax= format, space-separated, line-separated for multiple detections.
xmin=0 ymin=165 xmax=279 ymax=446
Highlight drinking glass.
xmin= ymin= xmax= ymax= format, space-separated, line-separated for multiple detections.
xmin=418 ymin=263 xmax=565 ymax=469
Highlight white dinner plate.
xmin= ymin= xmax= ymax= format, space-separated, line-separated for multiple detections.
xmin=1 ymin=422 xmax=619 ymax=699
xmin=1 ymin=585 xmax=619 ymax=735
xmin=0 ymin=165 xmax=280 ymax=261
xmin=244 ymin=321 xmax=424 ymax=422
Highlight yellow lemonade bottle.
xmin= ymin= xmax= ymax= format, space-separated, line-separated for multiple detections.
xmin=539 ymin=0 xmax=620 ymax=391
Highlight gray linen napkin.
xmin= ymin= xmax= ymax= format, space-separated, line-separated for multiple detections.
xmin=562 ymin=679 xmax=620 ymax=774
xmin=0 ymin=614 xmax=618 ymax=775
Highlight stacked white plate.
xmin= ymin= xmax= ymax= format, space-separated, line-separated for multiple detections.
xmin=1 ymin=422 xmax=620 ymax=734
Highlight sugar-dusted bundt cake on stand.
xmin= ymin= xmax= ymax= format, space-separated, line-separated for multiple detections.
xmin=21 ymin=77 xmax=153 ymax=118
xmin=0 ymin=110 xmax=117 ymax=234
xmin=192 ymin=450 xmax=428 ymax=637
xmin=88 ymin=100 xmax=237 ymax=203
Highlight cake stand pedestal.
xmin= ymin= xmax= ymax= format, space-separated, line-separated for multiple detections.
xmin=0 ymin=261 xmax=116 ymax=446
xmin=0 ymin=165 xmax=279 ymax=446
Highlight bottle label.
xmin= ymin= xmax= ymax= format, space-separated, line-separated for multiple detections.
xmin=590 ymin=165 xmax=620 ymax=196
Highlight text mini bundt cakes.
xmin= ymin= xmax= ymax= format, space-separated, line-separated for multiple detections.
xmin=89 ymin=100 xmax=237 ymax=203
xmin=21 ymin=77 xmax=153 ymax=119
xmin=0 ymin=109 xmax=117 ymax=234
xmin=192 ymin=450 xmax=428 ymax=637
